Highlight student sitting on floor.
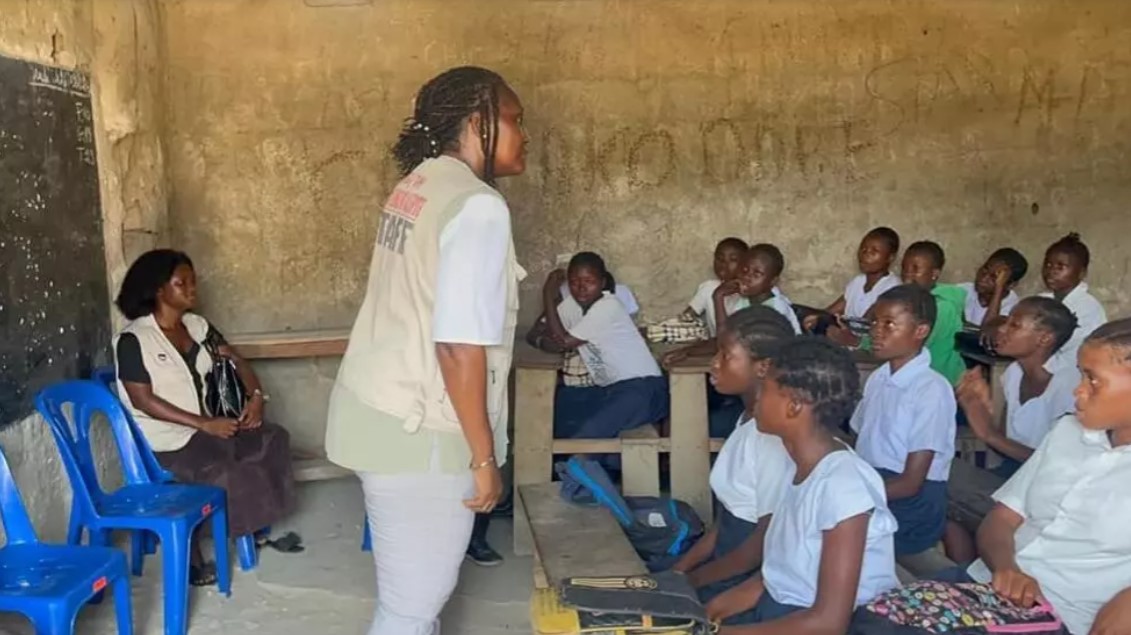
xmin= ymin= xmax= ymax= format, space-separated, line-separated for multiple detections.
xmin=802 ymin=226 xmax=901 ymax=340
xmin=898 ymin=240 xmax=967 ymax=386
xmin=958 ymin=247 xmax=1028 ymax=332
xmin=708 ymin=338 xmax=900 ymax=634
xmin=733 ymin=243 xmax=803 ymax=335
xmin=943 ymin=297 xmax=1079 ymax=564
xmin=671 ymin=307 xmax=797 ymax=597
xmin=938 ymin=318 xmax=1131 ymax=635
xmin=534 ymin=252 xmax=668 ymax=440
xmin=851 ymin=284 xmax=956 ymax=557
xmin=1039 ymin=232 xmax=1107 ymax=372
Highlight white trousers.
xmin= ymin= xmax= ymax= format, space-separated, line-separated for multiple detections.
xmin=359 ymin=468 xmax=475 ymax=635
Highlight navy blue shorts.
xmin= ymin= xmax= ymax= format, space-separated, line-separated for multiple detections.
xmin=875 ymin=468 xmax=948 ymax=556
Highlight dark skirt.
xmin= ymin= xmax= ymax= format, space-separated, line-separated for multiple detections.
xmin=875 ymin=468 xmax=948 ymax=556
xmin=697 ymin=505 xmax=760 ymax=613
xmin=156 ymin=422 xmax=296 ymax=536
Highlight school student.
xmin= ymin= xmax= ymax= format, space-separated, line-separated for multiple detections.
xmin=732 ymin=244 xmax=803 ymax=335
xmin=899 ymin=240 xmax=966 ymax=385
xmin=1039 ymin=232 xmax=1107 ymax=372
xmin=710 ymin=338 xmax=900 ymax=634
xmin=682 ymin=237 xmax=750 ymax=337
xmin=671 ymin=307 xmax=797 ymax=597
xmin=958 ymin=297 xmax=1079 ymax=476
xmin=949 ymin=319 xmax=1131 ymax=635
xmin=538 ymin=252 xmax=668 ymax=440
xmin=851 ymin=284 xmax=956 ymax=557
xmin=958 ymin=248 xmax=1028 ymax=330
xmin=802 ymin=226 xmax=901 ymax=337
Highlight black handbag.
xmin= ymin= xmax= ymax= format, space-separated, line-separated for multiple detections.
xmin=203 ymin=332 xmax=246 ymax=418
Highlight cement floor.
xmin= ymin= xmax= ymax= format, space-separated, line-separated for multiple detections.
xmin=0 ymin=479 xmax=532 ymax=634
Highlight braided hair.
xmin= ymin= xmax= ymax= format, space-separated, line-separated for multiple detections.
xmin=1085 ymin=317 xmax=1131 ymax=362
xmin=769 ymin=337 xmax=863 ymax=429
xmin=1014 ymin=296 xmax=1078 ymax=355
xmin=392 ymin=66 xmax=508 ymax=183
xmin=724 ymin=306 xmax=796 ymax=359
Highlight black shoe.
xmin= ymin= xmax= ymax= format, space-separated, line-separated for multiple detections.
xmin=465 ymin=539 xmax=504 ymax=567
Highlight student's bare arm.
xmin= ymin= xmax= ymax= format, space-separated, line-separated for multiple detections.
xmin=672 ymin=526 xmax=718 ymax=577
xmin=1091 ymin=586 xmax=1131 ymax=635
xmin=977 ymin=503 xmax=1024 ymax=576
xmin=526 ymin=313 xmax=567 ymax=353
xmin=825 ymin=295 xmax=847 ymax=315
xmin=884 ymin=451 xmax=933 ymax=501
xmin=721 ymin=514 xmax=869 ymax=635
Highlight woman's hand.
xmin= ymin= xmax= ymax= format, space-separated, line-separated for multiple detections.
xmin=464 ymin=462 xmax=504 ymax=514
xmin=200 ymin=417 xmax=239 ymax=439
xmin=239 ymin=394 xmax=265 ymax=429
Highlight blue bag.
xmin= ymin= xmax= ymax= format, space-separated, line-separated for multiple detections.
xmin=557 ymin=457 xmax=704 ymax=571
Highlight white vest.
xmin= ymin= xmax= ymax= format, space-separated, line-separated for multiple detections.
xmin=334 ymin=156 xmax=521 ymax=438
xmin=113 ymin=313 xmax=211 ymax=452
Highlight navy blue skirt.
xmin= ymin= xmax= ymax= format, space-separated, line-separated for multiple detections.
xmin=875 ymin=468 xmax=948 ymax=556
xmin=697 ymin=506 xmax=760 ymax=620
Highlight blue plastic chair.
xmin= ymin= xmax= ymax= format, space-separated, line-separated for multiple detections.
xmin=0 ymin=441 xmax=134 ymax=634
xmin=90 ymin=367 xmax=263 ymax=573
xmin=36 ymin=380 xmax=230 ymax=635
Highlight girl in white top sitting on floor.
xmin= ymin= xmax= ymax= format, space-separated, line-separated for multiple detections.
xmin=802 ymin=226 xmax=901 ymax=341
xmin=707 ymin=338 xmax=900 ymax=634
xmin=671 ymin=307 xmax=797 ymax=599
xmin=1039 ymin=232 xmax=1107 ymax=372
xmin=941 ymin=318 xmax=1131 ymax=635
xmin=944 ymin=296 xmax=1079 ymax=564
xmin=537 ymin=252 xmax=668 ymax=440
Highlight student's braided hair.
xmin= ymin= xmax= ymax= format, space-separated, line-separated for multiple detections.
xmin=878 ymin=284 xmax=938 ymax=330
xmin=1085 ymin=317 xmax=1131 ymax=362
xmin=1014 ymin=296 xmax=1078 ymax=355
xmin=724 ymin=306 xmax=796 ymax=359
xmin=769 ymin=338 xmax=862 ymax=429
xmin=391 ymin=66 xmax=507 ymax=182
xmin=1046 ymin=232 xmax=1091 ymax=269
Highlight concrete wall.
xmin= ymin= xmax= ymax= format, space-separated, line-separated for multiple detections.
xmin=159 ymin=0 xmax=1131 ymax=450
xmin=0 ymin=0 xmax=166 ymax=540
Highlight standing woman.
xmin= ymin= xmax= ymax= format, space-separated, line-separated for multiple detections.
xmin=324 ymin=67 xmax=527 ymax=635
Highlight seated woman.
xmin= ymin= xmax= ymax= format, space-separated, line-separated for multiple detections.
xmin=939 ymin=318 xmax=1131 ymax=635
xmin=113 ymin=249 xmax=300 ymax=585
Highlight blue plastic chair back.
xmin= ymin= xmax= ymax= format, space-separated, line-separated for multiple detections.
xmin=0 ymin=444 xmax=39 ymax=546
xmin=90 ymin=366 xmax=174 ymax=483
xmin=36 ymin=380 xmax=154 ymax=519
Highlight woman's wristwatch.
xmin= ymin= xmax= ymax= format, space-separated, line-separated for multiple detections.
xmin=251 ymin=388 xmax=269 ymax=402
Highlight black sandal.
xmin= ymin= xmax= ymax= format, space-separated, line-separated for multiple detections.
xmin=189 ymin=561 xmax=217 ymax=587
xmin=260 ymin=531 xmax=304 ymax=554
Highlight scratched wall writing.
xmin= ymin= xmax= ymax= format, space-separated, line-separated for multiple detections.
xmin=0 ymin=55 xmax=109 ymax=424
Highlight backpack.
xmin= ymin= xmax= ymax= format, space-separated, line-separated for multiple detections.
xmin=848 ymin=580 xmax=1066 ymax=635
xmin=556 ymin=457 xmax=704 ymax=570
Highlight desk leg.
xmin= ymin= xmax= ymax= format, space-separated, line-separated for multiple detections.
xmin=513 ymin=367 xmax=556 ymax=557
xmin=669 ymin=373 xmax=711 ymax=522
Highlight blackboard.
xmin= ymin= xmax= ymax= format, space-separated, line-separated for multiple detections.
xmin=0 ymin=55 xmax=109 ymax=424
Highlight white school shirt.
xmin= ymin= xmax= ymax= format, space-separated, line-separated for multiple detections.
xmin=1040 ymin=283 xmax=1106 ymax=372
xmin=687 ymin=279 xmax=745 ymax=337
xmin=1001 ymin=362 xmax=1080 ymax=450
xmin=762 ymin=449 xmax=900 ymax=608
xmin=709 ymin=414 xmax=795 ymax=523
xmin=735 ymin=288 xmax=803 ymax=334
xmin=967 ymin=416 xmax=1131 ymax=635
xmin=957 ymin=282 xmax=1020 ymax=325
xmin=850 ymin=350 xmax=957 ymax=482
xmin=558 ymin=293 xmax=661 ymax=386
xmin=844 ymin=273 xmax=901 ymax=319
xmin=560 ymin=281 xmax=640 ymax=318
